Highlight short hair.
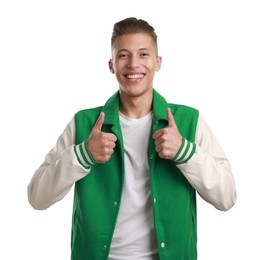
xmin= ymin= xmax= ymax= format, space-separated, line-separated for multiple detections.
xmin=111 ymin=17 xmax=158 ymax=49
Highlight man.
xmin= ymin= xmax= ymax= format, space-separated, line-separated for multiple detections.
xmin=28 ymin=17 xmax=236 ymax=260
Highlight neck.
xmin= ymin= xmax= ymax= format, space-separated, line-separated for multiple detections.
xmin=119 ymin=91 xmax=153 ymax=118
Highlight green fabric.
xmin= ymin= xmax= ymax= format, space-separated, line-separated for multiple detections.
xmin=71 ymin=89 xmax=199 ymax=260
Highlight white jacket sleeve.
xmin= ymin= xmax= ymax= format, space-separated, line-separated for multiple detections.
xmin=27 ymin=118 xmax=91 ymax=210
xmin=176 ymin=114 xmax=236 ymax=211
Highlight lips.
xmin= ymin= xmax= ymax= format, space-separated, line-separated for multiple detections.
xmin=125 ymin=73 xmax=145 ymax=79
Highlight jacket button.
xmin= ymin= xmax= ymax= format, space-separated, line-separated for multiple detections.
xmin=114 ymin=201 xmax=118 ymax=206
xmin=103 ymin=245 xmax=107 ymax=251
xmin=150 ymin=154 xmax=153 ymax=160
xmin=161 ymin=242 xmax=165 ymax=248
xmin=153 ymin=198 xmax=157 ymax=203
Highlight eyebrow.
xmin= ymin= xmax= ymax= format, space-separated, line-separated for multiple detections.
xmin=117 ymin=48 xmax=151 ymax=53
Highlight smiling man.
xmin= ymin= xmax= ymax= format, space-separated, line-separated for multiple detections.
xmin=28 ymin=17 xmax=236 ymax=260
xmin=109 ymin=32 xmax=161 ymax=116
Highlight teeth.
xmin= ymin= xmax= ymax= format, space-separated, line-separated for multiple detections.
xmin=127 ymin=74 xmax=143 ymax=79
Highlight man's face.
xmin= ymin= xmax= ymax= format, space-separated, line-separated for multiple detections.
xmin=109 ymin=33 xmax=162 ymax=98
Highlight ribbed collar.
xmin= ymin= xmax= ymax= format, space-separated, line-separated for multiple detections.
xmin=101 ymin=89 xmax=169 ymax=126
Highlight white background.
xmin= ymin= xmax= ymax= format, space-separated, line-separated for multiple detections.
xmin=1 ymin=0 xmax=267 ymax=259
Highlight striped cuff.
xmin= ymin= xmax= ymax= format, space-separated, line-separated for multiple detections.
xmin=172 ymin=138 xmax=196 ymax=165
xmin=74 ymin=140 xmax=98 ymax=168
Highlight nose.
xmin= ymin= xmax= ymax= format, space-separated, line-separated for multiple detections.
xmin=127 ymin=55 xmax=140 ymax=69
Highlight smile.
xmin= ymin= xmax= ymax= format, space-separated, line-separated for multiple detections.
xmin=126 ymin=74 xmax=144 ymax=79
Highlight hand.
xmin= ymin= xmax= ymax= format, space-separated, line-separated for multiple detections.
xmin=152 ymin=108 xmax=182 ymax=159
xmin=87 ymin=112 xmax=117 ymax=163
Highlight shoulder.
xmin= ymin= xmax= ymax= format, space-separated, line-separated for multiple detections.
xmin=74 ymin=106 xmax=104 ymax=132
xmin=75 ymin=106 xmax=103 ymax=119
xmin=168 ymin=103 xmax=199 ymax=118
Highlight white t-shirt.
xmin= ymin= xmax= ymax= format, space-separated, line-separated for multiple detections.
xmin=109 ymin=112 xmax=159 ymax=260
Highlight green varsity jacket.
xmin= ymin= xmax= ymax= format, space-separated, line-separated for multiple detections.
xmin=72 ymin=89 xmax=199 ymax=259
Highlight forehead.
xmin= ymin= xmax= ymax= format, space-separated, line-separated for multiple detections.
xmin=112 ymin=32 xmax=157 ymax=52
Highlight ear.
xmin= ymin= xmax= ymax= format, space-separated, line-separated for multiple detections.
xmin=108 ymin=59 xmax=115 ymax=74
xmin=155 ymin=56 xmax=162 ymax=72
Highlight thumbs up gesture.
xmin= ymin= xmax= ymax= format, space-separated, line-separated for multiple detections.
xmin=152 ymin=108 xmax=183 ymax=159
xmin=87 ymin=112 xmax=117 ymax=163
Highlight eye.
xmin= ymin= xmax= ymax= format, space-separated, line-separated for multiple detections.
xmin=117 ymin=52 xmax=129 ymax=59
xmin=140 ymin=52 xmax=149 ymax=57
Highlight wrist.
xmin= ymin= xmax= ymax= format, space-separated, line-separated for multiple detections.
xmin=74 ymin=140 xmax=98 ymax=168
xmin=172 ymin=138 xmax=196 ymax=164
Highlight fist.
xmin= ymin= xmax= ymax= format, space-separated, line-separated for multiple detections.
xmin=152 ymin=108 xmax=182 ymax=159
xmin=87 ymin=112 xmax=117 ymax=163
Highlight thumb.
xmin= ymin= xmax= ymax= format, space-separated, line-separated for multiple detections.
xmin=93 ymin=112 xmax=105 ymax=132
xmin=166 ymin=108 xmax=176 ymax=128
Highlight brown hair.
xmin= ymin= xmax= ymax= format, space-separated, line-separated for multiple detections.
xmin=111 ymin=17 xmax=158 ymax=49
